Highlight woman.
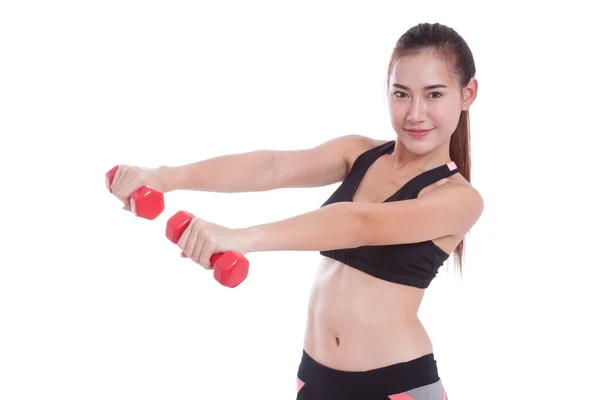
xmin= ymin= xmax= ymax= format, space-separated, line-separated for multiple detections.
xmin=110 ymin=22 xmax=483 ymax=400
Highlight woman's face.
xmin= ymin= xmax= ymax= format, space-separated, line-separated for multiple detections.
xmin=387 ymin=51 xmax=477 ymax=155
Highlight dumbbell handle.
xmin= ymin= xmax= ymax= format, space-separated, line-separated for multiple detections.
xmin=166 ymin=211 xmax=249 ymax=288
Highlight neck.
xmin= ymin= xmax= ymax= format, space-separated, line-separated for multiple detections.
xmin=390 ymin=140 xmax=452 ymax=172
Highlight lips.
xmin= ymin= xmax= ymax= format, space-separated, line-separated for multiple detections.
xmin=405 ymin=128 xmax=434 ymax=137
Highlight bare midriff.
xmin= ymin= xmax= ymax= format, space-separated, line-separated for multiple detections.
xmin=303 ymin=256 xmax=434 ymax=372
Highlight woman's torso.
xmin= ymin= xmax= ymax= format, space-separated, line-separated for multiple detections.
xmin=303 ymin=141 xmax=466 ymax=371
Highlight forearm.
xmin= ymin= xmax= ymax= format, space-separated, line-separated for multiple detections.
xmin=243 ymin=202 xmax=365 ymax=253
xmin=157 ymin=150 xmax=275 ymax=193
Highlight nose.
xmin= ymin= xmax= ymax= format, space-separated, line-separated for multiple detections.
xmin=407 ymin=97 xmax=427 ymax=122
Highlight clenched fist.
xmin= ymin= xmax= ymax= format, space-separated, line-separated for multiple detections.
xmin=176 ymin=216 xmax=256 ymax=270
xmin=109 ymin=165 xmax=164 ymax=211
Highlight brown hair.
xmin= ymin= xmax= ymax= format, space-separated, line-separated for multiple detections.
xmin=385 ymin=22 xmax=476 ymax=273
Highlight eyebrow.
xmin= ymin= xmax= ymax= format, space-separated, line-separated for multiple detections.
xmin=392 ymin=83 xmax=448 ymax=90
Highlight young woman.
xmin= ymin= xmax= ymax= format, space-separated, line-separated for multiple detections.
xmin=110 ymin=22 xmax=483 ymax=400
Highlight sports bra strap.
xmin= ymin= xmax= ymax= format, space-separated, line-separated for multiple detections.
xmin=345 ymin=140 xmax=460 ymax=201
xmin=396 ymin=161 xmax=460 ymax=200
xmin=347 ymin=141 xmax=394 ymax=175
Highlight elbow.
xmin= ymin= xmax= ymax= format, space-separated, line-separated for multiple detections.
xmin=351 ymin=203 xmax=396 ymax=247
xmin=351 ymin=203 xmax=373 ymax=247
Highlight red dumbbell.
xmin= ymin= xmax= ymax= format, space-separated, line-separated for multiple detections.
xmin=166 ymin=210 xmax=249 ymax=288
xmin=105 ymin=165 xmax=165 ymax=220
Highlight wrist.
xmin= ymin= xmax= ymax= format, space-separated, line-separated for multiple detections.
xmin=156 ymin=165 xmax=178 ymax=193
xmin=238 ymin=226 xmax=264 ymax=254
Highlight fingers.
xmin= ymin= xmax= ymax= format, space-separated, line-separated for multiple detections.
xmin=120 ymin=172 xmax=139 ymax=198
xmin=177 ymin=218 xmax=215 ymax=270
xmin=198 ymin=237 xmax=215 ymax=270
xmin=177 ymin=222 xmax=192 ymax=256
xmin=111 ymin=165 xmax=127 ymax=195
xmin=190 ymin=221 xmax=214 ymax=270
xmin=183 ymin=225 xmax=199 ymax=261
xmin=178 ymin=219 xmax=205 ymax=266
xmin=191 ymin=233 xmax=204 ymax=266
xmin=111 ymin=165 xmax=144 ymax=204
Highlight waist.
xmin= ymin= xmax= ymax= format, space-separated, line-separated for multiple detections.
xmin=304 ymin=259 xmax=433 ymax=370
xmin=304 ymin=317 xmax=433 ymax=371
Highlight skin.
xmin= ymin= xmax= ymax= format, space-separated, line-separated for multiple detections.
xmin=301 ymin=51 xmax=479 ymax=370
xmin=125 ymin=49 xmax=482 ymax=371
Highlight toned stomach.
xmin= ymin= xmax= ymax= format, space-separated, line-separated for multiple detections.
xmin=303 ymin=256 xmax=433 ymax=371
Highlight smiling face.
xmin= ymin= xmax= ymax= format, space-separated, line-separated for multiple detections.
xmin=387 ymin=50 xmax=477 ymax=156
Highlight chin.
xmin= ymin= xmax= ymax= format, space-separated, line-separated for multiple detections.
xmin=400 ymin=137 xmax=444 ymax=155
xmin=398 ymin=141 xmax=431 ymax=155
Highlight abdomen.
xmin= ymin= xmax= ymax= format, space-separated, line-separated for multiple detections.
xmin=303 ymin=256 xmax=434 ymax=371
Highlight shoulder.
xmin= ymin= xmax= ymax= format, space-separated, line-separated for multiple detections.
xmin=424 ymin=178 xmax=484 ymax=233
xmin=338 ymin=135 xmax=390 ymax=175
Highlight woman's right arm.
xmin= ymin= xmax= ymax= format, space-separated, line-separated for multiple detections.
xmin=158 ymin=134 xmax=383 ymax=193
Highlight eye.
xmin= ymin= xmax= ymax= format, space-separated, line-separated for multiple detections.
xmin=428 ymin=92 xmax=443 ymax=98
xmin=393 ymin=91 xmax=408 ymax=98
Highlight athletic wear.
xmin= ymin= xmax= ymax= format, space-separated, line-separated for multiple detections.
xmin=319 ymin=140 xmax=460 ymax=288
xmin=296 ymin=349 xmax=448 ymax=399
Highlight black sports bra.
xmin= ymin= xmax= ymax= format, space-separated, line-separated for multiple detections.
xmin=319 ymin=140 xmax=460 ymax=288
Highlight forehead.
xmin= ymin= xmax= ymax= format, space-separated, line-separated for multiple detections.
xmin=390 ymin=51 xmax=456 ymax=88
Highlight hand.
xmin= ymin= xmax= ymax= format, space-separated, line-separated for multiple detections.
xmin=177 ymin=217 xmax=255 ymax=269
xmin=110 ymin=165 xmax=163 ymax=210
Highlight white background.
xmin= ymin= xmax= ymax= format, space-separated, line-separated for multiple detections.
xmin=1 ymin=1 xmax=599 ymax=399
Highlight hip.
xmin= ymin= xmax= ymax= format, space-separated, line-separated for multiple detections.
xmin=296 ymin=348 xmax=447 ymax=400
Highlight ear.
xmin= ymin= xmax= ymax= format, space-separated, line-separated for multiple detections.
xmin=461 ymin=77 xmax=478 ymax=111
